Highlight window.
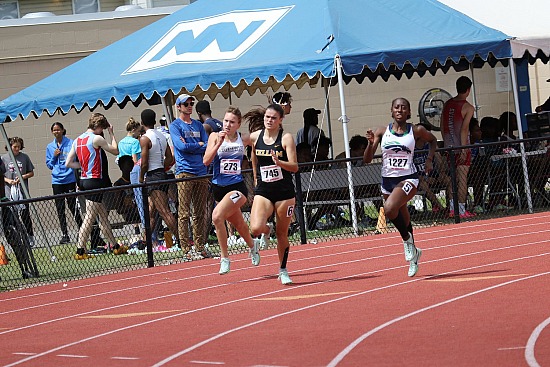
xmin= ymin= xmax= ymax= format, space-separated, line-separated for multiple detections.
xmin=73 ymin=0 xmax=99 ymax=14
xmin=0 ymin=1 xmax=19 ymax=19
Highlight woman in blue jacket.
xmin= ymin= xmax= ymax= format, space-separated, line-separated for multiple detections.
xmin=46 ymin=122 xmax=82 ymax=244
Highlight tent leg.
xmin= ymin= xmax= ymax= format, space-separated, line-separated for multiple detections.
xmin=0 ymin=124 xmax=56 ymax=261
xmin=509 ymin=60 xmax=533 ymax=213
xmin=335 ymin=55 xmax=358 ymax=235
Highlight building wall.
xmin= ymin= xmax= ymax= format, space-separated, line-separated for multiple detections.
xmin=0 ymin=11 xmax=547 ymax=200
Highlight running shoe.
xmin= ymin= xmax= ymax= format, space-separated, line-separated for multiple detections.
xmin=408 ymin=248 xmax=422 ymax=277
xmin=219 ymin=258 xmax=230 ymax=275
xmin=75 ymin=248 xmax=91 ymax=260
xmin=403 ymin=232 xmax=415 ymax=261
xmin=250 ymin=239 xmax=261 ymax=266
xmin=494 ymin=203 xmax=513 ymax=211
xmin=59 ymin=234 xmax=70 ymax=245
xmin=278 ymin=269 xmax=293 ymax=285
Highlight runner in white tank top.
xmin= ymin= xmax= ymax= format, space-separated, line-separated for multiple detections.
xmin=203 ymin=106 xmax=261 ymax=275
xmin=363 ymin=97 xmax=437 ymax=278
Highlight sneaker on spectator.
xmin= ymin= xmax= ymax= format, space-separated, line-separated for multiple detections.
xmin=87 ymin=247 xmax=107 ymax=255
xmin=28 ymin=236 xmax=35 ymax=248
xmin=459 ymin=211 xmax=476 ymax=218
xmin=403 ymin=232 xmax=415 ymax=261
xmin=494 ymin=203 xmax=513 ymax=211
xmin=472 ymin=205 xmax=485 ymax=214
xmin=186 ymin=248 xmax=204 ymax=261
xmin=75 ymin=248 xmax=91 ymax=260
xmin=278 ymin=269 xmax=293 ymax=285
xmin=219 ymin=258 xmax=230 ymax=274
xmin=249 ymin=239 xmax=261 ymax=266
xmin=59 ymin=234 xmax=70 ymax=245
xmin=448 ymin=210 xmax=455 ymax=218
xmin=408 ymin=248 xmax=422 ymax=277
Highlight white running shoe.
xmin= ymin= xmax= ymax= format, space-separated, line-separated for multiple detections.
xmin=219 ymin=258 xmax=230 ymax=274
xmin=408 ymin=248 xmax=422 ymax=277
xmin=250 ymin=239 xmax=261 ymax=266
xmin=278 ymin=269 xmax=293 ymax=285
xmin=403 ymin=232 xmax=415 ymax=261
xmin=259 ymin=222 xmax=274 ymax=250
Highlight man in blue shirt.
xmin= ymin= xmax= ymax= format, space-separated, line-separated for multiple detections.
xmin=169 ymin=94 xmax=210 ymax=259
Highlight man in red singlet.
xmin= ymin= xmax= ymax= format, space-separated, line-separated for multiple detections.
xmin=441 ymin=76 xmax=476 ymax=219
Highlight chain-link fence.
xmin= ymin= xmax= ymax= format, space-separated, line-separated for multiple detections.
xmin=0 ymin=137 xmax=548 ymax=291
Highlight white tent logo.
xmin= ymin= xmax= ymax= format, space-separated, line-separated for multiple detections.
xmin=123 ymin=6 xmax=293 ymax=75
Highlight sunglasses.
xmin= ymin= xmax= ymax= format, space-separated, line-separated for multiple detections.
xmin=182 ymin=101 xmax=194 ymax=107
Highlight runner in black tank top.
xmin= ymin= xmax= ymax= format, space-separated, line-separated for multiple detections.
xmin=249 ymin=104 xmax=298 ymax=285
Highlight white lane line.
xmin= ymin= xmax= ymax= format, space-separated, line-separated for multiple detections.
xmin=111 ymin=356 xmax=141 ymax=360
xmin=2 ymin=223 xmax=548 ymax=319
xmin=498 ymin=346 xmax=526 ymax=350
xmin=1 ymin=213 xmax=546 ymax=304
xmin=2 ymin=234 xmax=547 ymax=337
xmin=151 ymin=252 xmax=550 ymax=367
xmin=326 ymin=272 xmax=550 ymax=367
xmin=525 ymin=315 xmax=550 ymax=367
xmin=4 ymin=251 xmax=549 ymax=367
xmin=56 ymin=354 xmax=88 ymax=358
xmin=189 ymin=361 xmax=225 ymax=365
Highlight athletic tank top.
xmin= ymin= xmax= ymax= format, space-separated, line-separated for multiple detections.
xmin=212 ymin=133 xmax=245 ymax=186
xmin=75 ymin=131 xmax=102 ymax=180
xmin=144 ymin=128 xmax=167 ymax=172
xmin=442 ymin=99 xmax=469 ymax=148
xmin=381 ymin=123 xmax=417 ymax=178
xmin=254 ymin=129 xmax=293 ymax=190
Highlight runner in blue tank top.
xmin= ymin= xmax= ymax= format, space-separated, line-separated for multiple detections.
xmin=249 ymin=104 xmax=298 ymax=285
xmin=363 ymin=98 xmax=437 ymax=277
xmin=203 ymin=106 xmax=260 ymax=275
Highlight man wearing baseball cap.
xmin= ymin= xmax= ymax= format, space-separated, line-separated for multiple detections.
xmin=169 ymin=94 xmax=210 ymax=259
xmin=296 ymin=108 xmax=325 ymax=146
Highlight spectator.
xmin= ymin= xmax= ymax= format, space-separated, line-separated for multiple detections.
xmin=46 ymin=122 xmax=82 ymax=244
xmin=333 ymin=134 xmax=369 ymax=168
xmin=296 ymin=108 xmax=325 ymax=146
xmin=2 ymin=137 xmax=35 ymax=247
xmin=311 ymin=135 xmax=332 ymax=170
xmin=535 ymin=79 xmax=550 ymax=112
xmin=113 ymin=155 xmax=140 ymax=236
xmin=296 ymin=142 xmax=313 ymax=169
xmin=272 ymin=92 xmax=293 ymax=115
xmin=196 ymin=100 xmax=223 ymax=135
xmin=66 ymin=113 xmax=119 ymax=260
xmin=467 ymin=118 xmax=486 ymax=213
xmin=169 ymin=94 xmax=210 ymax=259
xmin=441 ymin=76 xmax=476 ymax=218
xmin=139 ymin=108 xmax=179 ymax=247
xmin=413 ymin=124 xmax=449 ymax=214
xmin=117 ymin=117 xmax=143 ymax=235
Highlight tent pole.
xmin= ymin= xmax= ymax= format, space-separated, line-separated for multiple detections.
xmin=0 ymin=124 xmax=56 ymax=260
xmin=469 ymin=65 xmax=479 ymax=119
xmin=335 ymin=55 xmax=358 ymax=235
xmin=323 ymin=80 xmax=334 ymax=158
xmin=509 ymin=60 xmax=534 ymax=213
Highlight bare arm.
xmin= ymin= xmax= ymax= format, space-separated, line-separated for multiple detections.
xmin=250 ymin=131 xmax=260 ymax=186
xmin=94 ymin=125 xmax=118 ymax=155
xmin=65 ymin=144 xmax=80 ymax=169
xmin=275 ymin=133 xmax=298 ymax=173
xmin=203 ymin=132 xmax=223 ymax=166
xmin=139 ymin=135 xmax=150 ymax=183
xmin=363 ymin=127 xmax=384 ymax=164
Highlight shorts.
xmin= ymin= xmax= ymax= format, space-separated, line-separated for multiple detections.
xmin=145 ymin=168 xmax=169 ymax=193
xmin=80 ymin=178 xmax=109 ymax=202
xmin=381 ymin=175 xmax=419 ymax=195
xmin=254 ymin=186 xmax=295 ymax=204
xmin=212 ymin=181 xmax=248 ymax=203
xmin=447 ymin=149 xmax=472 ymax=166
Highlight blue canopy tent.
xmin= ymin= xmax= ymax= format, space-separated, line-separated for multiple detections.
xmin=0 ymin=0 xmax=513 ymax=232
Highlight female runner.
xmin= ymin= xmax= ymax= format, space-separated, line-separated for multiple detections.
xmin=249 ymin=104 xmax=298 ymax=285
xmin=363 ymin=97 xmax=437 ymax=277
xmin=203 ymin=106 xmax=260 ymax=274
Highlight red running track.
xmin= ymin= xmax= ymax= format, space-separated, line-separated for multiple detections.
xmin=1 ymin=212 xmax=549 ymax=367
